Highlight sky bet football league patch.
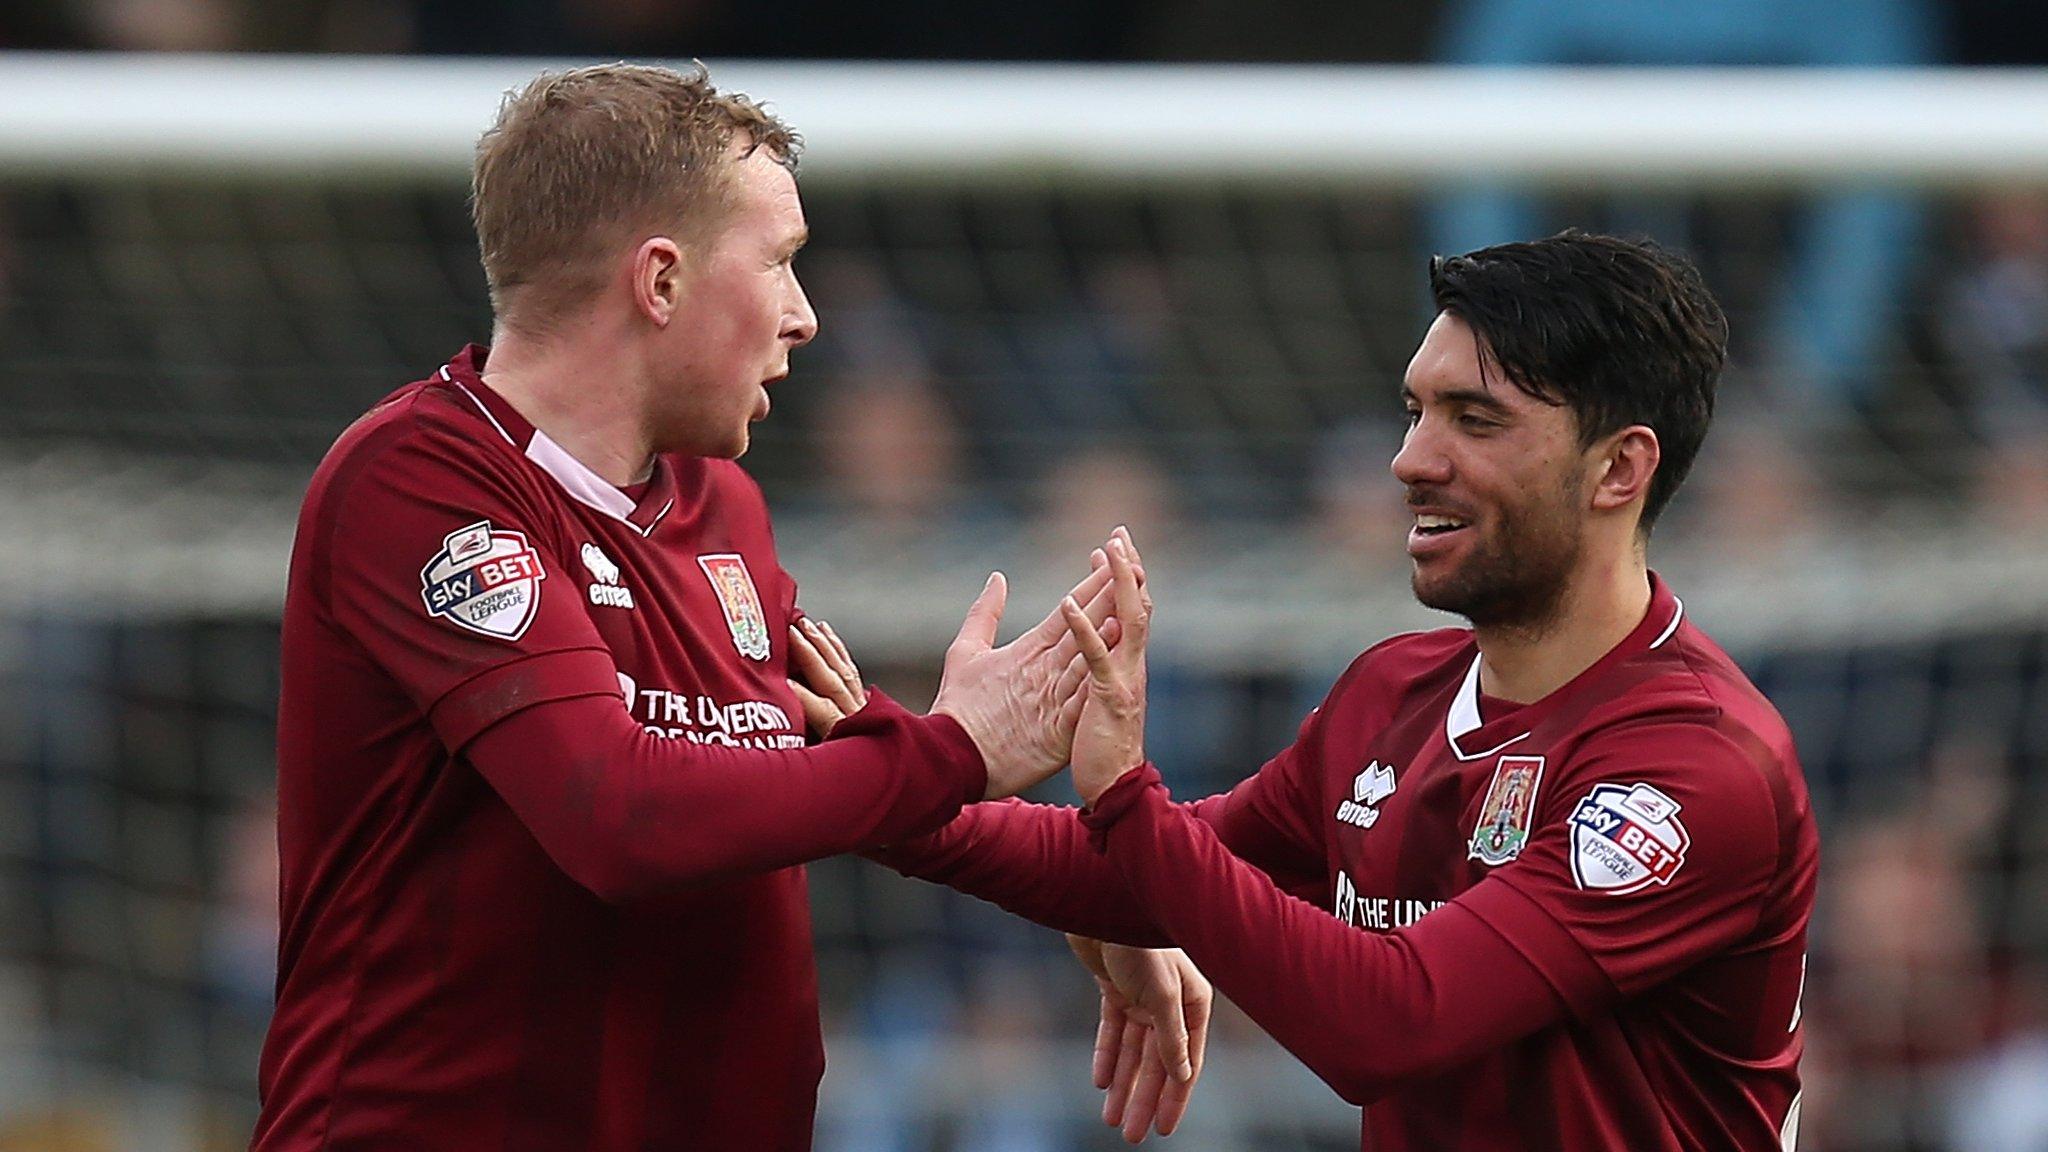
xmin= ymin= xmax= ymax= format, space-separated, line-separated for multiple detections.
xmin=1569 ymin=781 xmax=1692 ymax=895
xmin=419 ymin=520 xmax=546 ymax=641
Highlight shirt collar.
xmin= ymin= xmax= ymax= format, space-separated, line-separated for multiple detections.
xmin=438 ymin=344 xmax=677 ymax=537
xmin=1444 ymin=574 xmax=1684 ymax=762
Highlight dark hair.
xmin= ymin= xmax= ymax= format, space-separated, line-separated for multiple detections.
xmin=1428 ymin=230 xmax=1728 ymax=532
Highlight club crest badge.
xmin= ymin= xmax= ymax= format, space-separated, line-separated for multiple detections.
xmin=1568 ymin=782 xmax=1691 ymax=895
xmin=419 ymin=520 xmax=546 ymax=641
xmin=1468 ymin=754 xmax=1545 ymax=866
xmin=697 ymin=553 xmax=772 ymax=661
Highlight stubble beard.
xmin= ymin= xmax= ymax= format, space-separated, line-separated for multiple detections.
xmin=1411 ymin=494 xmax=1583 ymax=635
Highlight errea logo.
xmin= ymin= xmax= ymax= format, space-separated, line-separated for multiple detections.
xmin=1335 ymin=761 xmax=1397 ymax=829
xmin=581 ymin=542 xmax=635 ymax=610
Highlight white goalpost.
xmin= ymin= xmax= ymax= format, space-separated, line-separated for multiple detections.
xmin=2 ymin=54 xmax=2046 ymax=662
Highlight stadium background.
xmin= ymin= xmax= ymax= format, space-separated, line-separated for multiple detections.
xmin=5 ymin=0 xmax=2048 ymax=1149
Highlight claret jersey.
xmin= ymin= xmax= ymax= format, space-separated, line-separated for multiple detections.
xmin=258 ymin=346 xmax=984 ymax=1152
xmin=879 ymin=575 xmax=1818 ymax=1152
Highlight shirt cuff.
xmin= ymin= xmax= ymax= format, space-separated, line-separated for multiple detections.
xmin=1079 ymin=763 xmax=1167 ymax=851
xmin=828 ymin=689 xmax=989 ymax=806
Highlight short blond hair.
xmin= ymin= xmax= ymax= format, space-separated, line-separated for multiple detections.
xmin=471 ymin=62 xmax=800 ymax=333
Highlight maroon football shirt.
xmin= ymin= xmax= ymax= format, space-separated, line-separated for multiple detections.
xmin=257 ymin=346 xmax=986 ymax=1152
xmin=877 ymin=575 xmax=1816 ymax=1152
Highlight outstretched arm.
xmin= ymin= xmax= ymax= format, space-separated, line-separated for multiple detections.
xmin=456 ymin=560 xmax=1123 ymax=904
xmin=1063 ymin=535 xmax=1789 ymax=1105
xmin=1061 ymin=534 xmax=1570 ymax=1103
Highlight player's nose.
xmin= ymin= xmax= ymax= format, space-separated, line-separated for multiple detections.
xmin=785 ymin=279 xmax=819 ymax=347
xmin=1390 ymin=420 xmax=1450 ymax=486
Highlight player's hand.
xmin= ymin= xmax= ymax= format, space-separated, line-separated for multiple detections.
xmin=1062 ymin=529 xmax=1151 ymax=808
xmin=788 ymin=617 xmax=866 ymax=739
xmin=1068 ymin=934 xmax=1210 ymax=1143
xmin=932 ymin=547 xmax=1133 ymax=800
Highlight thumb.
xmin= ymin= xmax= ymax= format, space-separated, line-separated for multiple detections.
xmin=951 ymin=572 xmax=1007 ymax=655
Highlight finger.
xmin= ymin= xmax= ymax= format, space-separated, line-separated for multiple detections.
xmin=1104 ymin=1017 xmax=1146 ymax=1129
xmin=1018 ymin=558 xmax=1116 ymax=650
xmin=1054 ymin=617 xmax=1119 ymax=714
xmin=819 ymin=621 xmax=864 ymax=687
xmin=1059 ymin=596 xmax=1114 ymax=679
xmin=1053 ymin=607 xmax=1125 ymax=670
xmin=786 ymin=679 xmax=839 ymax=738
xmin=808 ymin=618 xmax=856 ymax=680
xmin=1105 ymin=539 xmax=1148 ymax=657
xmin=1184 ymin=987 xmax=1211 ymax=1083
xmin=1059 ymin=672 xmax=1088 ymax=738
xmin=1081 ymin=565 xmax=1121 ymax=630
xmin=790 ymin=623 xmax=860 ymax=716
xmin=1155 ymin=992 xmax=1207 ymax=1136
xmin=814 ymin=621 xmax=867 ymax=708
xmin=1055 ymin=648 xmax=1090 ymax=709
xmin=1149 ymin=970 xmax=1193 ymax=1085
xmin=787 ymin=626 xmax=843 ymax=705
xmin=1154 ymin=1069 xmax=1194 ymax=1136
xmin=1122 ymin=1030 xmax=1170 ymax=1144
xmin=1098 ymin=615 xmax=1124 ymax=651
xmin=950 ymin=572 xmax=1007 ymax=655
xmin=1093 ymin=992 xmax=1124 ymax=1090
xmin=1113 ymin=524 xmax=1146 ymax=570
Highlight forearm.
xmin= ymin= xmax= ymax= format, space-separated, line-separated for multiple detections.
xmin=466 ymin=689 xmax=985 ymax=902
xmin=868 ymin=799 xmax=1172 ymax=947
xmin=1085 ymin=767 xmax=1574 ymax=1105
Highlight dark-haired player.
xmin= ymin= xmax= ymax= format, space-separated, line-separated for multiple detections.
xmin=882 ymin=232 xmax=1818 ymax=1151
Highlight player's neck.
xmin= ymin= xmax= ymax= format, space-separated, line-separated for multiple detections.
xmin=1474 ymin=552 xmax=1652 ymax=706
xmin=481 ymin=323 xmax=657 ymax=487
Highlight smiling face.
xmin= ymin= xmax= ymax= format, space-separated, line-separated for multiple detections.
xmin=1392 ymin=311 xmax=1595 ymax=630
xmin=649 ymin=145 xmax=818 ymax=458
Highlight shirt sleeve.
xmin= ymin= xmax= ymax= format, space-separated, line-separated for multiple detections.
xmin=1084 ymin=767 xmax=1573 ymax=1106
xmin=316 ymin=424 xmax=989 ymax=901
xmin=314 ymin=426 xmax=622 ymax=749
xmin=867 ymin=702 xmax=1341 ymax=946
xmin=864 ymin=799 xmax=1173 ymax=946
xmin=1458 ymin=719 xmax=1783 ymax=1008
xmin=465 ymin=688 xmax=988 ymax=903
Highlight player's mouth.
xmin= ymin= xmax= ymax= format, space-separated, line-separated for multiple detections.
xmin=753 ymin=369 xmax=787 ymax=421
xmin=1408 ymin=511 xmax=1472 ymax=558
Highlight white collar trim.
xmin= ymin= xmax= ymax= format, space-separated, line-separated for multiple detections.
xmin=1650 ymin=597 xmax=1685 ymax=649
xmin=447 ymin=369 xmax=665 ymax=538
xmin=1445 ymin=653 xmax=1532 ymax=762
xmin=525 ymin=430 xmax=638 ymax=525
xmin=1445 ymin=594 xmax=1684 ymax=761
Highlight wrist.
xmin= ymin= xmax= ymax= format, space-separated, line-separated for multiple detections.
xmin=1079 ymin=756 xmax=1147 ymax=810
xmin=1079 ymin=763 xmax=1165 ymax=849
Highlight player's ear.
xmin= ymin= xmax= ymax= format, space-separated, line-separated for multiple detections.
xmin=632 ymin=236 xmax=686 ymax=327
xmin=1590 ymin=425 xmax=1659 ymax=515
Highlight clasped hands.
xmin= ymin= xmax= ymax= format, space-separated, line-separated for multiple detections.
xmin=788 ymin=527 xmax=1200 ymax=1141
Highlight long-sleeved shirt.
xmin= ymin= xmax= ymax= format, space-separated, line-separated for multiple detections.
xmin=877 ymin=576 xmax=1817 ymax=1151
xmin=258 ymin=345 xmax=986 ymax=1152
